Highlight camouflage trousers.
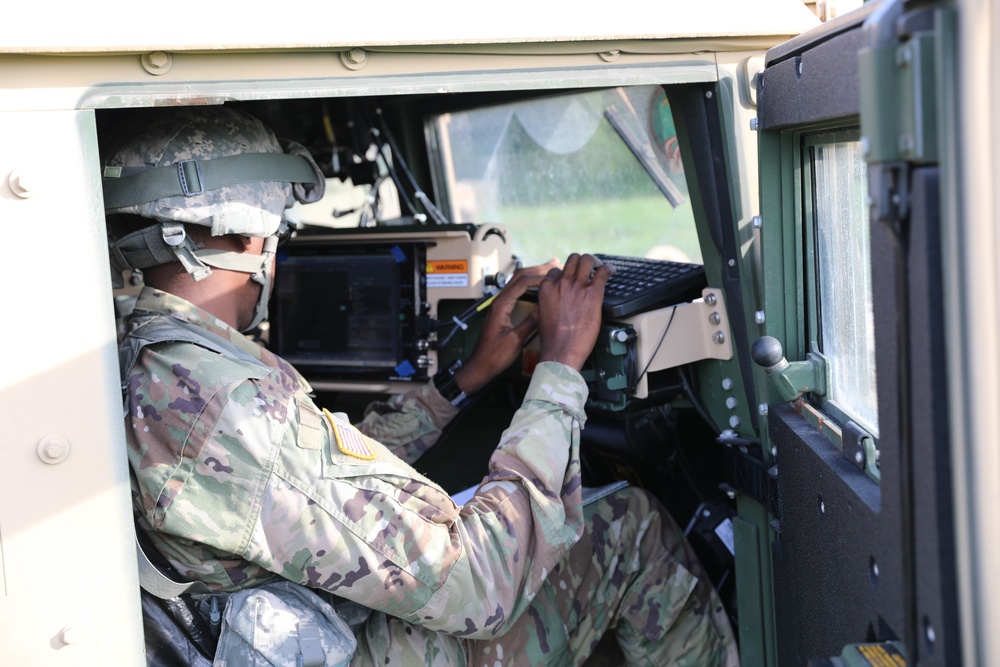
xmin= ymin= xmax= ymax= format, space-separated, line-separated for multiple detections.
xmin=352 ymin=487 xmax=740 ymax=666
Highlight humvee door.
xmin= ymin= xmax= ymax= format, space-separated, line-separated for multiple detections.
xmin=744 ymin=1 xmax=961 ymax=664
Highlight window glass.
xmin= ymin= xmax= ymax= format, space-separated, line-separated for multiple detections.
xmin=428 ymin=85 xmax=700 ymax=265
xmin=812 ymin=138 xmax=879 ymax=436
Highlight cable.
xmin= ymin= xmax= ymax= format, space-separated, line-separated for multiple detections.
xmin=373 ymin=109 xmax=450 ymax=224
xmin=636 ymin=305 xmax=677 ymax=386
xmin=369 ymin=127 xmax=421 ymax=220
xmin=434 ymin=290 xmax=500 ymax=349
xmin=679 ymin=364 xmax=721 ymax=434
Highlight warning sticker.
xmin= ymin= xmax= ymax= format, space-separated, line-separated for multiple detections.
xmin=855 ymin=644 xmax=907 ymax=667
xmin=427 ymin=260 xmax=469 ymax=288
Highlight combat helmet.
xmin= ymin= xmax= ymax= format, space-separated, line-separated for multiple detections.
xmin=102 ymin=106 xmax=325 ymax=330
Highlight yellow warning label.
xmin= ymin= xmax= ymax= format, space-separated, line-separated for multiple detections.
xmin=427 ymin=260 xmax=468 ymax=274
xmin=856 ymin=644 xmax=906 ymax=667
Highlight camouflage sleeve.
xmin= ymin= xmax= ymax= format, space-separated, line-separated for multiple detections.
xmin=158 ymin=361 xmax=589 ymax=639
xmin=354 ymin=381 xmax=459 ymax=465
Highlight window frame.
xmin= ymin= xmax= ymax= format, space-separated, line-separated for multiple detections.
xmin=800 ymin=127 xmax=881 ymax=452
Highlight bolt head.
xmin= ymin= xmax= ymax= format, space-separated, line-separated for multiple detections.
xmin=855 ymin=451 xmax=864 ymax=464
xmin=729 ymin=415 xmax=741 ymax=429
xmin=148 ymin=51 xmax=169 ymax=68
xmin=37 ymin=435 xmax=70 ymax=465
xmin=705 ymin=293 xmax=718 ymax=306
xmin=755 ymin=310 xmax=766 ymax=325
xmin=721 ymin=377 xmax=734 ymax=391
xmin=708 ymin=312 xmax=721 ymax=325
xmin=713 ymin=331 xmax=726 ymax=345
xmin=750 ymin=118 xmax=760 ymax=131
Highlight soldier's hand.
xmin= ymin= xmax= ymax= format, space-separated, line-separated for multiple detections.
xmin=536 ymin=253 xmax=611 ymax=371
xmin=455 ymin=259 xmax=559 ymax=394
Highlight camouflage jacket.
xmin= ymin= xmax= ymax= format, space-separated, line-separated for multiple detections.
xmin=123 ymin=287 xmax=587 ymax=639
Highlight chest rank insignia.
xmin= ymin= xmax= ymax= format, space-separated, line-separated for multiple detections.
xmin=323 ymin=409 xmax=376 ymax=460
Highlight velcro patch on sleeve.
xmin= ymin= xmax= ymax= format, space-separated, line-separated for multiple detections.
xmin=323 ymin=408 xmax=376 ymax=460
xmin=295 ymin=398 xmax=326 ymax=450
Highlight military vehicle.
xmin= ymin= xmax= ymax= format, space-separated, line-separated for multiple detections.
xmin=1 ymin=0 xmax=994 ymax=664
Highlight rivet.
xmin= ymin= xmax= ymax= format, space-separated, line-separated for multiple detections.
xmin=755 ymin=310 xmax=766 ymax=324
xmin=713 ymin=331 xmax=726 ymax=344
xmin=708 ymin=312 xmax=721 ymax=325
xmin=750 ymin=118 xmax=760 ymax=131
xmin=729 ymin=415 xmax=741 ymax=429
xmin=752 ymin=215 xmax=762 ymax=229
xmin=721 ymin=377 xmax=734 ymax=391
xmin=705 ymin=293 xmax=718 ymax=306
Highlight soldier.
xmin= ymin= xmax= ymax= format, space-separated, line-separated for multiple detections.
xmin=104 ymin=106 xmax=738 ymax=666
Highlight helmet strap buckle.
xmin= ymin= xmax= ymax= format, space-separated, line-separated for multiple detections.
xmin=177 ymin=159 xmax=205 ymax=196
xmin=161 ymin=222 xmax=187 ymax=247
xmin=161 ymin=222 xmax=212 ymax=282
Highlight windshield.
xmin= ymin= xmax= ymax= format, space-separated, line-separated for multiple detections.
xmin=427 ymin=85 xmax=701 ymax=265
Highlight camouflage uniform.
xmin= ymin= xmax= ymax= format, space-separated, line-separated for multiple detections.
xmin=124 ymin=286 xmax=739 ymax=666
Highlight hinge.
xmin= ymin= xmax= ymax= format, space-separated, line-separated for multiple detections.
xmin=859 ymin=1 xmax=939 ymax=223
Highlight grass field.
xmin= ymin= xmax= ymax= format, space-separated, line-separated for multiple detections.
xmin=494 ymin=196 xmax=702 ymax=266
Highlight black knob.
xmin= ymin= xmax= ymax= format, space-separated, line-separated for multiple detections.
xmin=751 ymin=336 xmax=785 ymax=368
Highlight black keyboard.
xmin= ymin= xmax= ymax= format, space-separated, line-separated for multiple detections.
xmin=596 ymin=254 xmax=707 ymax=318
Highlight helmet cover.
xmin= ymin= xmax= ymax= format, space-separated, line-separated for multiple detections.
xmin=103 ymin=106 xmax=318 ymax=237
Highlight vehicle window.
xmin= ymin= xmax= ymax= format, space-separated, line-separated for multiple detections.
xmin=808 ymin=133 xmax=879 ymax=437
xmin=426 ymin=85 xmax=700 ymax=265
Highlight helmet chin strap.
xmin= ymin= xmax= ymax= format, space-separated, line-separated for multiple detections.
xmin=111 ymin=221 xmax=280 ymax=332
xmin=196 ymin=234 xmax=279 ymax=332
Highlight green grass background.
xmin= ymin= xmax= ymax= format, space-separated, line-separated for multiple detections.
xmin=496 ymin=196 xmax=702 ymax=267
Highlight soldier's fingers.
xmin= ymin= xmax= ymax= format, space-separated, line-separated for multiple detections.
xmin=572 ymin=253 xmax=601 ymax=282
xmin=561 ymin=253 xmax=582 ymax=280
xmin=589 ymin=262 xmax=614 ymax=290
xmin=513 ymin=258 xmax=560 ymax=278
